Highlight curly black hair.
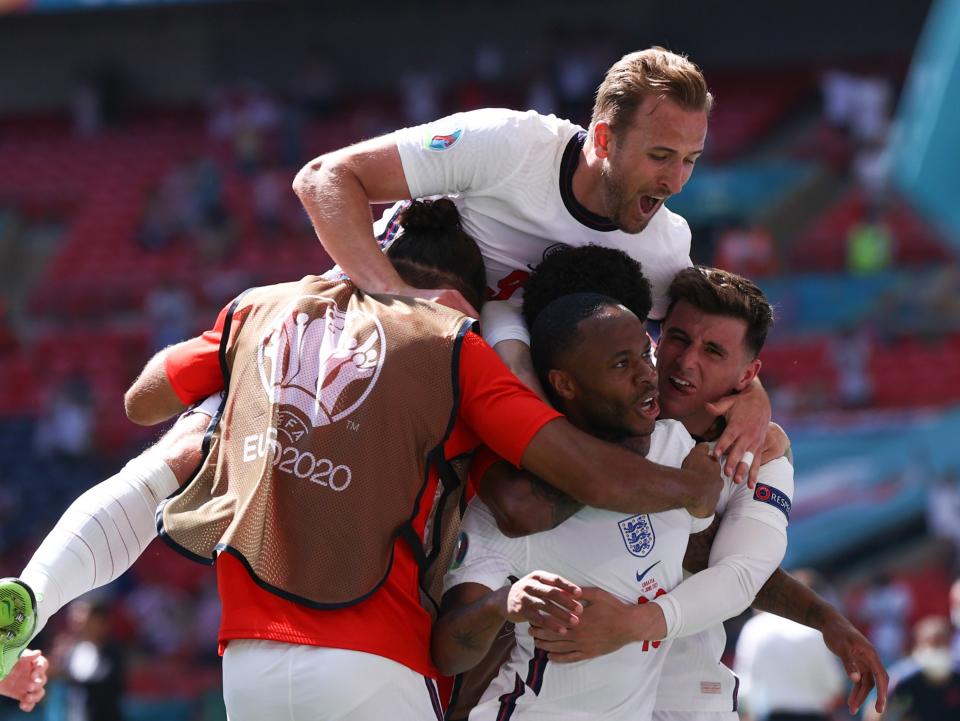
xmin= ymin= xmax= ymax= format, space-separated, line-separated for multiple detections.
xmin=521 ymin=244 xmax=652 ymax=329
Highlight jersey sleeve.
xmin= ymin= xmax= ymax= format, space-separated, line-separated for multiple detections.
xmin=653 ymin=516 xmax=787 ymax=639
xmin=395 ymin=109 xmax=536 ymax=200
xmin=723 ymin=456 xmax=794 ymax=537
xmin=163 ymin=301 xmax=232 ymax=405
xmin=443 ymin=499 xmax=523 ymax=593
xmin=456 ymin=331 xmax=563 ymax=467
xmin=653 ymin=445 xmax=791 ymax=639
xmin=480 ymin=300 xmax=530 ymax=348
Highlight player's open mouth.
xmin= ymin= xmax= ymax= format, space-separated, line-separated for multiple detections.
xmin=668 ymin=375 xmax=696 ymax=394
xmin=638 ymin=392 xmax=660 ymax=418
xmin=639 ymin=196 xmax=662 ymax=215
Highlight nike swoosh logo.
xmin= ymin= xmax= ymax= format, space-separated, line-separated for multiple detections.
xmin=636 ymin=560 xmax=661 ymax=583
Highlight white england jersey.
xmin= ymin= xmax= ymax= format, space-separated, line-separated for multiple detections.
xmin=653 ymin=457 xmax=794 ymax=715
xmin=384 ymin=108 xmax=692 ymax=344
xmin=445 ymin=421 xmax=712 ymax=721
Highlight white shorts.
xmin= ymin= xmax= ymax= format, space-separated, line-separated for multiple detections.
xmin=652 ymin=711 xmax=740 ymax=721
xmin=222 ymin=640 xmax=444 ymax=721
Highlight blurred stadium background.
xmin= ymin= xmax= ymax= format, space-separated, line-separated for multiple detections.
xmin=0 ymin=0 xmax=958 ymax=718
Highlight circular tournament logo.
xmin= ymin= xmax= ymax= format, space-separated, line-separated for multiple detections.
xmin=257 ymin=296 xmax=386 ymax=428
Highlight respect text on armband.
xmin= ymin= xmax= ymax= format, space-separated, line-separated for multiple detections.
xmin=242 ymin=426 xmax=353 ymax=492
xmin=753 ymin=482 xmax=791 ymax=520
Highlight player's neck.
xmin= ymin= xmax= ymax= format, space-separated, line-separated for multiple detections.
xmin=572 ymin=135 xmax=608 ymax=218
xmin=565 ymin=407 xmax=640 ymax=451
xmin=682 ymin=411 xmax=724 ymax=442
xmin=619 ymin=434 xmax=651 ymax=457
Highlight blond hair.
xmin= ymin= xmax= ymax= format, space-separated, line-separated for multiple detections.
xmin=591 ymin=47 xmax=713 ymax=134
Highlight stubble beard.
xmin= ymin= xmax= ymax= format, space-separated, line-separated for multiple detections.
xmin=600 ymin=161 xmax=649 ymax=235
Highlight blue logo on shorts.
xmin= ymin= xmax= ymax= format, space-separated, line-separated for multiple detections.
xmin=619 ymin=514 xmax=656 ymax=557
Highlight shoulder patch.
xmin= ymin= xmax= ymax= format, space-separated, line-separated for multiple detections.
xmin=424 ymin=127 xmax=463 ymax=151
xmin=753 ymin=482 xmax=791 ymax=520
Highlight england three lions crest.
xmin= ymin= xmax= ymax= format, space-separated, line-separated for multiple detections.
xmin=619 ymin=514 xmax=656 ymax=558
xmin=257 ymin=296 xmax=386 ymax=428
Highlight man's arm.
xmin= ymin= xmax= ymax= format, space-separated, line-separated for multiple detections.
xmin=651 ymin=516 xmax=787 ymax=640
xmin=646 ymin=454 xmax=792 ymax=640
xmin=752 ymin=569 xmax=888 ymax=716
xmin=485 ymin=431 xmax=720 ymax=524
xmin=292 ymin=135 xmax=475 ymax=315
xmin=532 ymin=514 xmax=790 ymax=662
xmin=526 ymin=586 xmax=666 ymax=664
xmin=478 ymin=461 xmax=582 ymax=538
xmin=533 ymin=457 xmax=791 ymax=661
xmin=481 ymin=443 xmax=721 ymax=537
xmin=124 ymin=345 xmax=187 ymax=425
xmin=15 ymin=410 xmax=208 ymax=643
xmin=491 ymin=340 xmax=547 ymax=399
xmin=682 ymin=426 xmax=790 ymax=573
xmin=432 ymin=573 xmax=583 ymax=676
xmin=478 ymin=302 xmax=548 ymax=398
xmin=126 ymin=301 xmax=232 ymax=424
xmin=520 ymin=423 xmax=721 ymax=517
xmin=481 ymin=421 xmax=789 ymax=539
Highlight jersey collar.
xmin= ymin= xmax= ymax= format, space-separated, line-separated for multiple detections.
xmin=559 ymin=130 xmax=618 ymax=233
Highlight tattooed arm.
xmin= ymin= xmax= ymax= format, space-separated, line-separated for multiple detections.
xmin=432 ymin=573 xmax=583 ymax=676
xmin=433 ymin=583 xmax=509 ymax=676
xmin=478 ymin=460 xmax=583 ymax=538
xmin=752 ymin=569 xmax=889 ymax=716
xmin=752 ymin=568 xmax=824 ymax=625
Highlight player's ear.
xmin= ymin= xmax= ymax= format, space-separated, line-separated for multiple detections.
xmin=548 ymin=368 xmax=576 ymax=401
xmin=593 ymin=121 xmax=612 ymax=158
xmin=734 ymin=358 xmax=761 ymax=392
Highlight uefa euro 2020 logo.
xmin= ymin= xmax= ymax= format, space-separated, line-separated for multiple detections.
xmin=257 ymin=297 xmax=386 ymax=430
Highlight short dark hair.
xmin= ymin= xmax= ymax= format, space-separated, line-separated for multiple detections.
xmin=665 ymin=266 xmax=774 ymax=357
xmin=521 ymin=245 xmax=652 ymax=329
xmin=530 ymin=292 xmax=623 ymax=405
xmin=386 ymin=198 xmax=487 ymax=312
